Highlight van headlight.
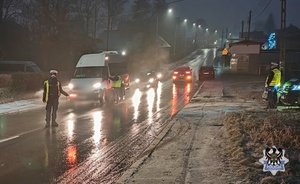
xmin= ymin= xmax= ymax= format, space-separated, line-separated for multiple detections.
xmin=68 ymin=83 xmax=74 ymax=89
xmin=93 ymin=82 xmax=101 ymax=88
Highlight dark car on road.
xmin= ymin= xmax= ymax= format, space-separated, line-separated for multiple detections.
xmin=172 ymin=66 xmax=192 ymax=83
xmin=134 ymin=71 xmax=162 ymax=90
xmin=199 ymin=66 xmax=215 ymax=80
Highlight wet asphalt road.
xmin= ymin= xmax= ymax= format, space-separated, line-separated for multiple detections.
xmin=0 ymin=49 xmax=216 ymax=184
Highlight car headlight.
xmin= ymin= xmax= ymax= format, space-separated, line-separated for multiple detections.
xmin=149 ymin=78 xmax=154 ymax=83
xmin=68 ymin=83 xmax=74 ymax=89
xmin=135 ymin=78 xmax=140 ymax=83
xmin=157 ymin=73 xmax=162 ymax=78
xmin=93 ymin=82 xmax=101 ymax=88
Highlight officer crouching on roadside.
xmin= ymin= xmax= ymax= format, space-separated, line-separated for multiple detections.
xmin=43 ymin=70 xmax=69 ymax=127
xmin=264 ymin=62 xmax=281 ymax=108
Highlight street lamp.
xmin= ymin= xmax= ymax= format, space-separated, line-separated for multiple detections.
xmin=156 ymin=8 xmax=173 ymax=65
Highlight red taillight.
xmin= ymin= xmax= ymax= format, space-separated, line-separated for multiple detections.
xmin=185 ymin=70 xmax=191 ymax=74
xmin=69 ymin=94 xmax=77 ymax=98
xmin=174 ymin=71 xmax=178 ymax=74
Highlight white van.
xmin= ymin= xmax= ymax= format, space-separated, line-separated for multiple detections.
xmin=68 ymin=51 xmax=128 ymax=106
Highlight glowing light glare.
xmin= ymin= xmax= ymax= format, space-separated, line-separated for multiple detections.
xmin=156 ymin=82 xmax=162 ymax=111
xmin=68 ymin=83 xmax=74 ymax=89
xmin=135 ymin=78 xmax=140 ymax=83
xmin=186 ymin=83 xmax=191 ymax=93
xmin=268 ymin=33 xmax=276 ymax=50
xmin=105 ymin=56 xmax=109 ymax=60
xmin=93 ymin=111 xmax=103 ymax=145
xmin=149 ymin=78 xmax=154 ymax=83
xmin=147 ymin=89 xmax=155 ymax=123
xmin=93 ymin=82 xmax=101 ymax=88
xmin=171 ymin=84 xmax=178 ymax=115
xmin=168 ymin=8 xmax=172 ymax=13
xmin=122 ymin=51 xmax=126 ymax=55
xmin=67 ymin=113 xmax=75 ymax=139
xmin=66 ymin=145 xmax=77 ymax=166
xmin=132 ymin=89 xmax=141 ymax=121
xmin=184 ymin=19 xmax=187 ymax=22
xmin=292 ymin=85 xmax=300 ymax=90
xmin=157 ymin=73 xmax=162 ymax=78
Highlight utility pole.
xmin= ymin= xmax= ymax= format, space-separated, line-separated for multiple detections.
xmin=106 ymin=1 xmax=110 ymax=51
xmin=173 ymin=17 xmax=180 ymax=55
xmin=155 ymin=8 xmax=160 ymax=68
xmin=247 ymin=11 xmax=252 ymax=40
xmin=280 ymin=0 xmax=287 ymax=83
xmin=241 ymin=21 xmax=244 ymax=39
xmin=221 ymin=29 xmax=224 ymax=48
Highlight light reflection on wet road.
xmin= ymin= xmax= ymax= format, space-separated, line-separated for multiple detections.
xmin=0 ymin=80 xmax=197 ymax=184
xmin=0 ymin=49 xmax=216 ymax=183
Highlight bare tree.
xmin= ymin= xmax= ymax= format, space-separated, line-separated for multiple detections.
xmin=0 ymin=0 xmax=23 ymax=23
xmin=131 ymin=0 xmax=152 ymax=21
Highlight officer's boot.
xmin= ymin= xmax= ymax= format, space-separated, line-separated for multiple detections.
xmin=51 ymin=113 xmax=58 ymax=127
xmin=45 ymin=112 xmax=51 ymax=128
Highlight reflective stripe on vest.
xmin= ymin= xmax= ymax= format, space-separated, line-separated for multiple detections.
xmin=112 ymin=76 xmax=122 ymax=88
xmin=44 ymin=80 xmax=61 ymax=102
xmin=269 ymin=68 xmax=281 ymax=86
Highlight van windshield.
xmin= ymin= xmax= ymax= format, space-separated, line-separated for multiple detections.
xmin=108 ymin=63 xmax=128 ymax=75
xmin=73 ymin=66 xmax=107 ymax=78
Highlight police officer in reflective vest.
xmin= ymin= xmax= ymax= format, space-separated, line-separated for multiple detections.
xmin=109 ymin=73 xmax=123 ymax=103
xmin=265 ymin=62 xmax=281 ymax=108
xmin=43 ymin=70 xmax=69 ymax=127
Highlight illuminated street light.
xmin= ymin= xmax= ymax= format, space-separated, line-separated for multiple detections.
xmin=193 ymin=23 xmax=196 ymax=26
xmin=215 ymin=30 xmax=218 ymax=33
xmin=198 ymin=25 xmax=201 ymax=28
xmin=184 ymin=19 xmax=187 ymax=23
xmin=168 ymin=8 xmax=172 ymax=13
xmin=206 ymin=28 xmax=209 ymax=32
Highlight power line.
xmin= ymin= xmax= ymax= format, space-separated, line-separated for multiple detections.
xmin=252 ymin=0 xmax=273 ymax=20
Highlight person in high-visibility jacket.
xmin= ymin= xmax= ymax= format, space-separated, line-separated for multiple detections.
xmin=265 ymin=62 xmax=281 ymax=108
xmin=43 ymin=70 xmax=69 ymax=127
xmin=109 ymin=73 xmax=123 ymax=103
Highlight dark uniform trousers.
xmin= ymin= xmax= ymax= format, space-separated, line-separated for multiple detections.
xmin=46 ymin=96 xmax=59 ymax=123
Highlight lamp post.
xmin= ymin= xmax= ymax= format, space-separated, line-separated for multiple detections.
xmin=173 ymin=17 xmax=180 ymax=55
xmin=183 ymin=19 xmax=188 ymax=54
xmin=156 ymin=8 xmax=173 ymax=65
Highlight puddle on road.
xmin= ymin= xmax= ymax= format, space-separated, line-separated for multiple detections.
xmin=223 ymin=108 xmax=241 ymax=113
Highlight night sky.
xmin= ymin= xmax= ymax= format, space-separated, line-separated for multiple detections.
xmin=171 ymin=0 xmax=300 ymax=34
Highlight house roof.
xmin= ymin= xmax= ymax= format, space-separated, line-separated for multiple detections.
xmin=229 ymin=40 xmax=263 ymax=46
xmin=97 ymin=30 xmax=171 ymax=50
xmin=158 ymin=36 xmax=171 ymax=48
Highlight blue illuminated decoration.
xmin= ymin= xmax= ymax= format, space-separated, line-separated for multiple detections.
xmin=268 ymin=33 xmax=276 ymax=50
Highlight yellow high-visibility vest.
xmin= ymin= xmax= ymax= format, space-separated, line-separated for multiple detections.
xmin=267 ymin=68 xmax=281 ymax=87
xmin=112 ymin=76 xmax=122 ymax=88
xmin=44 ymin=80 xmax=61 ymax=102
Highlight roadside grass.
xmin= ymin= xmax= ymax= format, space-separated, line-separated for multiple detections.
xmin=223 ymin=110 xmax=300 ymax=183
